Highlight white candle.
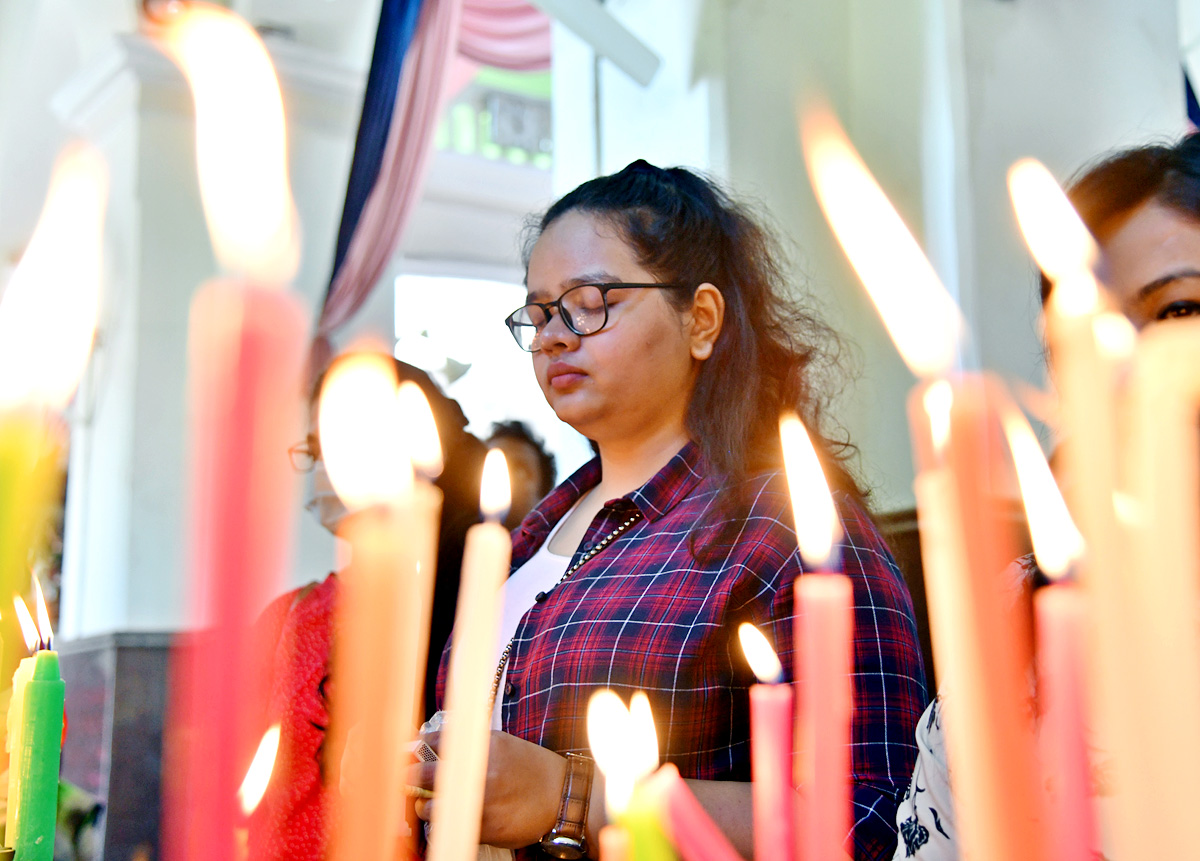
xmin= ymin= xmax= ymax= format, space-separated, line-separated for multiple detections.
xmin=428 ymin=449 xmax=513 ymax=861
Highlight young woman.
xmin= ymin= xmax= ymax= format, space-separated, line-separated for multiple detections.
xmin=414 ymin=160 xmax=929 ymax=861
xmin=893 ymin=133 xmax=1200 ymax=861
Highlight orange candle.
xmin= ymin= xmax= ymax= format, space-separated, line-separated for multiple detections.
xmin=319 ymin=355 xmax=443 ymax=861
xmin=156 ymin=9 xmax=308 ymax=859
xmin=802 ymin=109 xmax=1045 ymax=861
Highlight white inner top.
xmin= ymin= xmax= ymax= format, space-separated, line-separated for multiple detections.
xmin=490 ymin=510 xmax=574 ymax=731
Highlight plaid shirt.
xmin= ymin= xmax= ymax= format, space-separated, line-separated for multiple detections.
xmin=446 ymin=442 xmax=927 ymax=861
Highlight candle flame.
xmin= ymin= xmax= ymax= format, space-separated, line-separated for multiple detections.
xmin=0 ymin=143 xmax=108 ymax=410
xmin=800 ymin=106 xmax=962 ymax=377
xmin=32 ymin=577 xmax=53 ymax=651
xmin=587 ymin=689 xmax=633 ymax=813
xmin=158 ymin=3 xmax=299 ymax=284
xmin=923 ymin=380 xmax=954 ymax=457
xmin=480 ymin=448 xmax=512 ymax=522
xmin=397 ymin=381 xmax=443 ymax=479
xmin=738 ymin=623 xmax=783 ymax=684
xmin=586 ymin=690 xmax=659 ymax=816
xmin=779 ymin=412 xmax=842 ymax=567
xmin=1007 ymin=159 xmax=1100 ymax=317
xmin=13 ymin=597 xmax=38 ymax=654
xmin=628 ymin=692 xmax=659 ymax=781
xmin=318 ymin=353 xmax=413 ymax=509
xmin=1093 ymin=312 xmax=1137 ymax=360
xmin=1001 ymin=409 xmax=1084 ymax=579
xmin=238 ymin=724 xmax=281 ymax=816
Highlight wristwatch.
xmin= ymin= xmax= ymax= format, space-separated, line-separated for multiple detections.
xmin=540 ymin=752 xmax=594 ymax=860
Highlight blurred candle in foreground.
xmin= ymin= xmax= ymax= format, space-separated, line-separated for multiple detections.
xmin=778 ymin=411 xmax=851 ymax=861
xmin=428 ymin=448 xmax=512 ymax=861
xmin=1009 ymin=159 xmax=1200 ymax=861
xmin=588 ymin=690 xmax=673 ymax=861
xmin=0 ymin=142 xmax=107 ymax=667
xmin=156 ymin=7 xmax=308 ymax=860
xmin=738 ymin=623 xmax=792 ymax=861
xmin=803 ymin=106 xmax=1044 ymax=861
xmin=320 ymin=355 xmax=442 ymax=861
xmin=1002 ymin=409 xmax=1095 ymax=861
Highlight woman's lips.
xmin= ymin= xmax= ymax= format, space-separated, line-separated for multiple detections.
xmin=547 ymin=363 xmax=585 ymax=390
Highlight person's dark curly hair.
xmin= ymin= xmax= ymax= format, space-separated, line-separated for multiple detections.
xmin=487 ymin=420 xmax=556 ymax=498
xmin=1040 ymin=134 xmax=1200 ymax=303
xmin=524 ymin=160 xmax=865 ymax=556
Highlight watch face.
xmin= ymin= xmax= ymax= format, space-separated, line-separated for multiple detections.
xmin=540 ymin=835 xmax=586 ymax=860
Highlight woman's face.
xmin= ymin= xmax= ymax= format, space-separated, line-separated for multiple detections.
xmin=1098 ymin=201 xmax=1200 ymax=330
xmin=523 ymin=210 xmax=704 ymax=448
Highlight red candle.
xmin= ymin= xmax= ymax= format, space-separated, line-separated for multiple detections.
xmin=157 ymin=8 xmax=308 ymax=860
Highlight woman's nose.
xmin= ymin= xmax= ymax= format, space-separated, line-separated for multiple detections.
xmin=536 ymin=310 xmax=577 ymax=352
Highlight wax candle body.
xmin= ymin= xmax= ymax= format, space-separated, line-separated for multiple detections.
xmin=428 ymin=518 xmax=510 ymax=861
xmin=620 ymin=794 xmax=677 ymax=861
xmin=907 ymin=377 xmax=1046 ymax=861
xmin=330 ymin=482 xmax=441 ymax=861
xmin=600 ymin=824 xmax=631 ymax=861
xmin=169 ymin=282 xmax=307 ymax=861
xmin=1116 ymin=321 xmax=1200 ymax=859
xmin=750 ymin=681 xmax=792 ymax=861
xmin=4 ymin=656 xmax=35 ymax=847
xmin=1035 ymin=583 xmax=1095 ymax=861
xmin=794 ymin=573 xmax=852 ymax=861
xmin=12 ymin=650 xmax=64 ymax=861
xmin=645 ymin=763 xmax=740 ymax=861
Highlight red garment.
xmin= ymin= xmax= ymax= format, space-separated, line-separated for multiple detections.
xmin=247 ymin=574 xmax=337 ymax=861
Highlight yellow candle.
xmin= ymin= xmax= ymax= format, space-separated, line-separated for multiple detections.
xmin=428 ymin=449 xmax=512 ymax=861
xmin=320 ymin=355 xmax=443 ymax=861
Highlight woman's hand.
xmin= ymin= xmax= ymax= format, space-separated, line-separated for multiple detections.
xmin=408 ymin=729 xmax=568 ymax=849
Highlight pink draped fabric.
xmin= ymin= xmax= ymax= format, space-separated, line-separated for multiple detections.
xmin=313 ymin=0 xmax=551 ymax=360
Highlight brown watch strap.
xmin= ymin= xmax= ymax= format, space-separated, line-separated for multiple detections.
xmin=542 ymin=752 xmax=594 ymax=857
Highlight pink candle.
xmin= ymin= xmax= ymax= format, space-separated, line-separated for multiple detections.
xmin=1035 ymin=584 xmax=1094 ymax=861
xmin=643 ymin=763 xmax=743 ymax=861
xmin=738 ymin=624 xmax=793 ymax=861
xmin=1002 ymin=409 xmax=1095 ymax=861
xmin=600 ymin=825 xmax=631 ymax=861
xmin=157 ymin=9 xmax=307 ymax=860
xmin=778 ymin=413 xmax=853 ymax=861
xmin=794 ymin=576 xmax=852 ymax=861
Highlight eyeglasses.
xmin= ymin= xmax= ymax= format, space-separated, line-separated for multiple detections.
xmin=288 ymin=434 xmax=321 ymax=472
xmin=504 ymin=282 xmax=689 ymax=352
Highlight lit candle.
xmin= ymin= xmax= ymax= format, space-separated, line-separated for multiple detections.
xmin=778 ymin=412 xmax=851 ymax=861
xmin=319 ymin=354 xmax=443 ymax=861
xmin=737 ymin=623 xmax=792 ymax=861
xmin=1002 ymin=408 xmax=1095 ymax=861
xmin=0 ymin=142 xmax=106 ymax=679
xmin=6 ymin=590 xmax=64 ymax=861
xmin=1009 ymin=161 xmax=1200 ymax=860
xmin=155 ymin=8 xmax=309 ymax=860
xmin=587 ymin=689 xmax=675 ymax=861
xmin=802 ymin=107 xmax=1046 ymax=861
xmin=428 ymin=448 xmax=513 ymax=861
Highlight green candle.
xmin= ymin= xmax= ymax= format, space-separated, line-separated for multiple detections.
xmin=4 ymin=656 xmax=34 ymax=849
xmin=12 ymin=650 xmax=64 ymax=861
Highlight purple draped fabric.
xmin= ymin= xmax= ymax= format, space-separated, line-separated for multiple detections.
xmin=312 ymin=0 xmax=551 ymax=368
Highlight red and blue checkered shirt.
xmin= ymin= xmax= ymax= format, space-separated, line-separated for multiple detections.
xmin=445 ymin=442 xmax=928 ymax=860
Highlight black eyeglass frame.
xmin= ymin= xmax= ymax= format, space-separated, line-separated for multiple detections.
xmin=503 ymin=282 xmax=691 ymax=352
xmin=288 ymin=433 xmax=322 ymax=472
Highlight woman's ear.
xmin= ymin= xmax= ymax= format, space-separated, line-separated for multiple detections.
xmin=688 ymin=283 xmax=725 ymax=360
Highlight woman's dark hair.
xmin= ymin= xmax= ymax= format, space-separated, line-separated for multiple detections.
xmin=1040 ymin=134 xmax=1200 ymax=303
xmin=524 ymin=159 xmax=865 ymax=553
